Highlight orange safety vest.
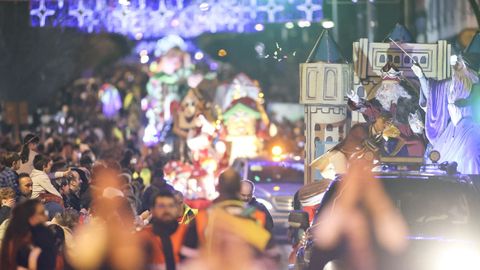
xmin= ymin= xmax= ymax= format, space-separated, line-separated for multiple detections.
xmin=195 ymin=200 xmax=267 ymax=245
xmin=138 ymin=224 xmax=188 ymax=266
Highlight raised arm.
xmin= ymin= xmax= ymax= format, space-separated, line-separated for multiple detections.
xmin=39 ymin=174 xmax=62 ymax=197
xmin=347 ymin=90 xmax=382 ymax=123
xmin=411 ymin=64 xmax=429 ymax=99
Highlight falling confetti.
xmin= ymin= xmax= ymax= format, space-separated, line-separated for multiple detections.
xmin=265 ymin=42 xmax=297 ymax=62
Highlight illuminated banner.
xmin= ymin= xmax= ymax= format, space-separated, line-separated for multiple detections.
xmin=30 ymin=0 xmax=324 ymax=38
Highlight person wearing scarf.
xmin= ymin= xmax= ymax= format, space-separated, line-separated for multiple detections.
xmin=138 ymin=190 xmax=188 ymax=270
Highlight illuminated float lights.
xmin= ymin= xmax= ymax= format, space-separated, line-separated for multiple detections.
xmin=30 ymin=0 xmax=324 ymax=39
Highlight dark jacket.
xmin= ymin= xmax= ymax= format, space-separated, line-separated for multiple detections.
xmin=16 ymin=225 xmax=57 ymax=270
xmin=66 ymin=192 xmax=82 ymax=211
xmin=248 ymin=198 xmax=274 ymax=232
xmin=0 ymin=206 xmax=11 ymax=225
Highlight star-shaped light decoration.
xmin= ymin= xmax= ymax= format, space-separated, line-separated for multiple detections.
xmin=214 ymin=1 xmax=241 ymax=31
xmin=175 ymin=0 xmax=184 ymax=9
xmin=149 ymin=0 xmax=176 ymax=30
xmin=86 ymin=16 xmax=100 ymax=33
xmin=30 ymin=0 xmax=56 ymax=27
xmin=138 ymin=0 xmax=147 ymax=9
xmin=247 ymin=0 xmax=259 ymax=19
xmin=297 ymin=0 xmax=322 ymax=21
xmin=257 ymin=0 xmax=284 ymax=23
xmin=69 ymin=0 xmax=94 ymax=27
xmin=30 ymin=0 xmax=327 ymax=38
xmin=231 ymin=3 xmax=251 ymax=32
xmin=111 ymin=5 xmax=132 ymax=34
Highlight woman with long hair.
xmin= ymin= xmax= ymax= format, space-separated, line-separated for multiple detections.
xmin=0 ymin=199 xmax=49 ymax=270
xmin=17 ymin=134 xmax=40 ymax=175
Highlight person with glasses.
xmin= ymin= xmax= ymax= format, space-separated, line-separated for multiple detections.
xmin=139 ymin=190 xmax=188 ymax=270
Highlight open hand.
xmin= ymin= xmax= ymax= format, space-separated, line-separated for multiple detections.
xmin=450 ymin=55 xmax=458 ymax=66
xmin=347 ymin=90 xmax=360 ymax=103
xmin=314 ymin=161 xmax=408 ymax=270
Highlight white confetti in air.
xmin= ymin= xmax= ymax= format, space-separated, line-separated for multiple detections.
xmin=265 ymin=42 xmax=297 ymax=62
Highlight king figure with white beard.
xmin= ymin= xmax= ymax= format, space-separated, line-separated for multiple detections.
xmin=411 ymin=55 xmax=480 ymax=174
xmin=348 ymin=62 xmax=426 ymax=157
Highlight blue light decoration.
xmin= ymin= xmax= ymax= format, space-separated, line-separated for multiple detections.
xmin=30 ymin=0 xmax=324 ymax=39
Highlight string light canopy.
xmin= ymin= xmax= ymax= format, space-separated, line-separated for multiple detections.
xmin=30 ymin=0 xmax=324 ymax=39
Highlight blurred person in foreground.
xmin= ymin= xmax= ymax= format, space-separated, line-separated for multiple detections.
xmin=173 ymin=190 xmax=198 ymax=225
xmin=139 ymin=191 xmax=189 ymax=270
xmin=17 ymin=173 xmax=33 ymax=202
xmin=0 ymin=199 xmax=56 ymax=270
xmin=239 ymin=180 xmax=274 ymax=231
xmin=0 ymin=152 xmax=21 ymax=190
xmin=310 ymin=156 xmax=408 ymax=270
xmin=181 ymin=168 xmax=272 ymax=258
xmin=181 ymin=168 xmax=277 ymax=270
xmin=66 ymin=162 xmax=144 ymax=270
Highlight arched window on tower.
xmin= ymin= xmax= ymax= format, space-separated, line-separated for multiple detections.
xmin=326 ymin=136 xmax=333 ymax=142
xmin=315 ymin=124 xmax=321 ymax=131
xmin=380 ymin=55 xmax=386 ymax=63
xmin=357 ymin=86 xmax=365 ymax=98
xmin=326 ymin=124 xmax=333 ymax=131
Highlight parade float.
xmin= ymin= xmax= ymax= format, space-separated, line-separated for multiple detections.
xmin=157 ymin=68 xmax=271 ymax=199
xmin=142 ymin=47 xmax=193 ymax=145
xmin=301 ymin=24 xmax=478 ymax=183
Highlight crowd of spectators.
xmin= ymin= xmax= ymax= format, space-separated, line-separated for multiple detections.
xmin=0 ymin=58 xmax=302 ymax=269
xmin=0 ymin=130 xmax=280 ymax=270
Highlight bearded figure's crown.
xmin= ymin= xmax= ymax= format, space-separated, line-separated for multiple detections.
xmin=381 ymin=62 xmax=402 ymax=82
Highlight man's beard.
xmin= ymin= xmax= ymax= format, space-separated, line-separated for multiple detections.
xmin=152 ymin=217 xmax=179 ymax=236
xmin=452 ymin=65 xmax=479 ymax=93
xmin=375 ymin=83 xmax=411 ymax=111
